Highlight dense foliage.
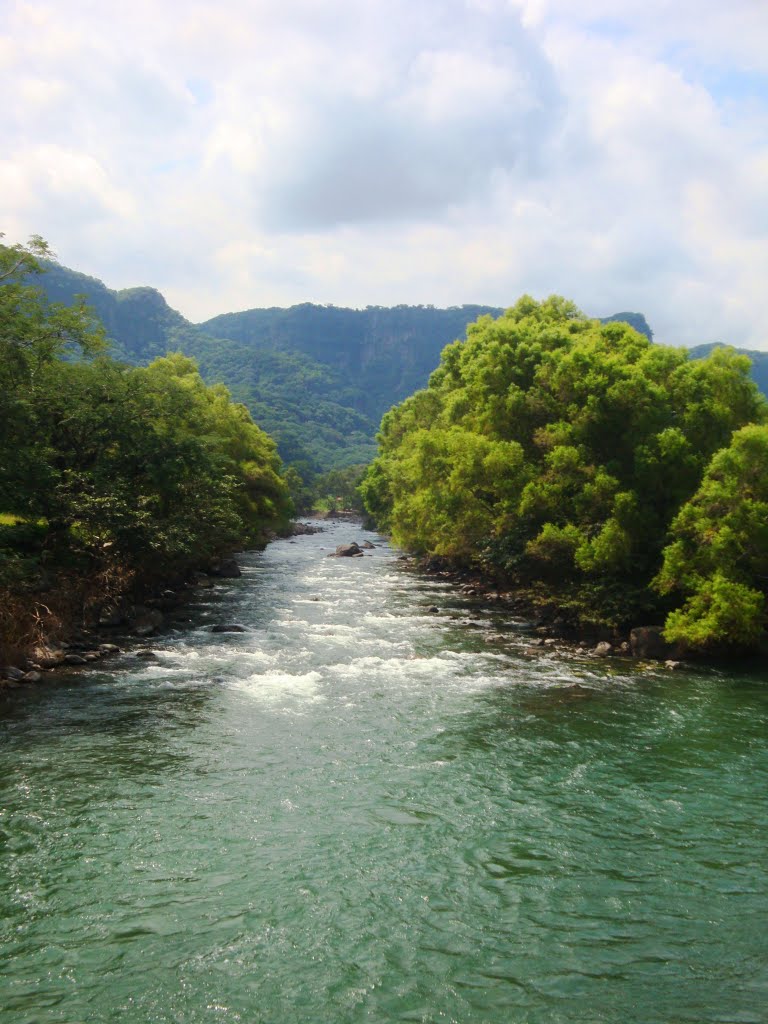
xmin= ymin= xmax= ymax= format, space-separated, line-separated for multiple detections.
xmin=1 ymin=237 xmax=291 ymax=656
xmin=689 ymin=342 xmax=768 ymax=400
xmin=361 ymin=296 xmax=768 ymax=650
xmin=655 ymin=424 xmax=768 ymax=649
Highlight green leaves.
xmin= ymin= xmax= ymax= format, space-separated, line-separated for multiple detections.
xmin=663 ymin=574 xmax=765 ymax=650
xmin=654 ymin=424 xmax=768 ymax=650
xmin=0 ymin=237 xmax=293 ymax=601
xmin=362 ymin=295 xmax=767 ymax=638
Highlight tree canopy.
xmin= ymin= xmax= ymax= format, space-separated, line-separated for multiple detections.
xmin=0 ymin=236 xmax=292 ymax=657
xmin=362 ymin=296 xmax=768 ymax=649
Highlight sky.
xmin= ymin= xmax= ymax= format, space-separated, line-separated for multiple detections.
xmin=2 ymin=0 xmax=767 ymax=347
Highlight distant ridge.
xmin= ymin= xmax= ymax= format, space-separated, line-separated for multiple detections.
xmin=34 ymin=263 xmax=692 ymax=472
xmin=688 ymin=342 xmax=768 ymax=398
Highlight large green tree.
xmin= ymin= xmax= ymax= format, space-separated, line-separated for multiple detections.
xmin=362 ymin=296 xmax=766 ymax=632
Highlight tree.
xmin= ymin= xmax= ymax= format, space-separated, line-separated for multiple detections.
xmin=655 ymin=424 xmax=768 ymax=650
xmin=0 ymin=234 xmax=105 ymax=515
xmin=362 ymin=296 xmax=767 ymax=629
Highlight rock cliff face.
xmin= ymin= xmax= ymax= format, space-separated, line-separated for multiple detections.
xmin=200 ymin=302 xmax=506 ymax=422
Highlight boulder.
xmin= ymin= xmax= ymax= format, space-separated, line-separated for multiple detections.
xmin=64 ymin=654 xmax=88 ymax=665
xmin=22 ymin=670 xmax=43 ymax=683
xmin=211 ymin=623 xmax=249 ymax=633
xmin=129 ymin=605 xmax=164 ymax=637
xmin=208 ymin=558 xmax=241 ymax=578
xmin=4 ymin=666 xmax=25 ymax=681
xmin=630 ymin=626 xmax=684 ymax=660
xmin=32 ymin=646 xmax=66 ymax=669
xmin=361 ymin=541 xmax=375 ymax=549
xmin=291 ymin=521 xmax=323 ymax=536
xmin=593 ymin=641 xmax=613 ymax=657
xmin=334 ymin=543 xmax=363 ymax=557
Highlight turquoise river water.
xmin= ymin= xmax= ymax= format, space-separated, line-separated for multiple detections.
xmin=1 ymin=521 xmax=767 ymax=1024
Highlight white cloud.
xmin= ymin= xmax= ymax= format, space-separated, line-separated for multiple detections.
xmin=0 ymin=0 xmax=766 ymax=348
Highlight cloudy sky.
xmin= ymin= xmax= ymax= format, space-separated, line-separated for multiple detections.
xmin=2 ymin=0 xmax=767 ymax=347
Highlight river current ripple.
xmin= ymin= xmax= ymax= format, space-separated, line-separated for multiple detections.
xmin=1 ymin=521 xmax=767 ymax=1024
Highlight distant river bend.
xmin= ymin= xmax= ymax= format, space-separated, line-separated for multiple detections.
xmin=1 ymin=520 xmax=767 ymax=1024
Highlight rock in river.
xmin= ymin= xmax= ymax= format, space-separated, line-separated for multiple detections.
xmin=333 ymin=543 xmax=364 ymax=557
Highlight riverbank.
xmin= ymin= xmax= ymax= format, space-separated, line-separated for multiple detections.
xmin=400 ymin=552 xmax=764 ymax=669
xmin=0 ymin=521 xmax=325 ymax=690
xmin=0 ymin=564 xmax=235 ymax=689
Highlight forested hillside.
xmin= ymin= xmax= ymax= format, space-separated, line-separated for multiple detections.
xmin=16 ymin=255 xmax=768 ymax=653
xmin=38 ymin=263 xmax=504 ymax=470
xmin=361 ymin=297 xmax=768 ymax=653
xmin=36 ymin=264 xmax=662 ymax=475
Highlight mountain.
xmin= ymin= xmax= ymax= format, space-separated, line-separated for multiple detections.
xmin=689 ymin=342 xmax=768 ymax=398
xmin=35 ymin=264 xmax=506 ymax=469
xmin=599 ymin=311 xmax=653 ymax=340
xmin=200 ymin=303 xmax=506 ymax=422
xmin=37 ymin=262 xmax=188 ymax=363
xmin=34 ymin=262 xmax=667 ymax=472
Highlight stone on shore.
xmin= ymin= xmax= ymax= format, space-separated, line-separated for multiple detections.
xmin=129 ymin=606 xmax=164 ymax=637
xmin=630 ymin=626 xmax=684 ymax=660
xmin=32 ymin=646 xmax=67 ymax=669
xmin=64 ymin=653 xmax=88 ymax=665
xmin=208 ymin=558 xmax=241 ymax=579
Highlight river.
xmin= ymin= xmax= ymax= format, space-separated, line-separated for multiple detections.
xmin=1 ymin=521 xmax=767 ymax=1024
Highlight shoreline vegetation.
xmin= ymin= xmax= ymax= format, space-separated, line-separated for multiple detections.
xmin=401 ymin=554 xmax=735 ymax=670
xmin=361 ymin=296 xmax=768 ymax=661
xmin=0 ymin=235 xmax=293 ymax=678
